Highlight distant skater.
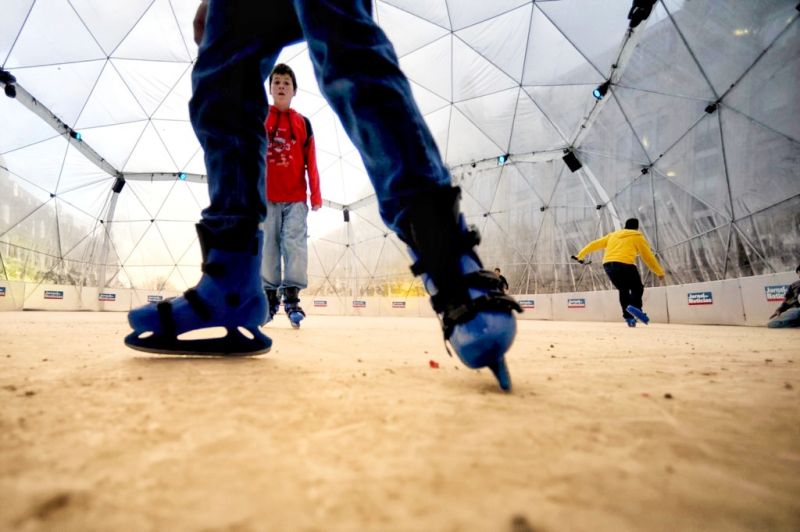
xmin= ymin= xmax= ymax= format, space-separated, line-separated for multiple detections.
xmin=572 ymin=218 xmax=664 ymax=327
xmin=767 ymin=263 xmax=800 ymax=328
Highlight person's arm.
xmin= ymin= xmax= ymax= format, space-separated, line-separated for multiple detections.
xmin=303 ymin=118 xmax=322 ymax=211
xmin=773 ymin=282 xmax=800 ymax=316
xmin=575 ymin=234 xmax=609 ymax=261
xmin=193 ymin=0 xmax=209 ymax=45
xmin=635 ymin=235 xmax=665 ymax=277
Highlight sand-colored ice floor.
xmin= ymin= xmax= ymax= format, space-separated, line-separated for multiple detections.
xmin=1 ymin=311 xmax=798 ymax=531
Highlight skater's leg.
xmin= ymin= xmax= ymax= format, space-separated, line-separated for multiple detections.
xmin=603 ymin=263 xmax=635 ymax=322
xmin=126 ymin=1 xmax=301 ymax=354
xmin=619 ymin=265 xmax=648 ymax=324
xmin=293 ymin=0 xmax=520 ymax=389
xmin=281 ymin=202 xmax=309 ymax=290
xmin=280 ymin=202 xmax=308 ymax=328
xmin=261 ymin=201 xmax=283 ymax=323
xmin=767 ymin=307 xmax=800 ymax=328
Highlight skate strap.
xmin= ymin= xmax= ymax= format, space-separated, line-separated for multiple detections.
xmin=429 ymin=270 xmax=509 ymax=310
xmin=183 ymin=288 xmax=212 ymax=320
xmin=201 ymin=261 xmax=225 ymax=277
xmin=439 ymin=293 xmax=522 ymax=340
xmin=156 ymin=299 xmax=177 ymax=338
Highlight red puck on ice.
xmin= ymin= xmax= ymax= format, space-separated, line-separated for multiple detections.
xmin=429 ymin=360 xmax=439 ymax=368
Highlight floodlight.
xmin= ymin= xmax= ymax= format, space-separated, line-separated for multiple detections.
xmin=592 ymin=80 xmax=611 ymax=100
xmin=0 ymin=68 xmax=16 ymax=98
xmin=497 ymin=154 xmax=509 ymax=166
xmin=69 ymin=129 xmax=81 ymax=141
xmin=562 ymin=150 xmax=583 ymax=172
xmin=628 ymin=0 xmax=657 ymax=29
xmin=178 ymin=172 xmax=187 ymax=180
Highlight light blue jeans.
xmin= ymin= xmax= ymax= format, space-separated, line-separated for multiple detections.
xmin=189 ymin=0 xmax=451 ymax=239
xmin=767 ymin=307 xmax=800 ymax=328
xmin=261 ymin=201 xmax=308 ymax=290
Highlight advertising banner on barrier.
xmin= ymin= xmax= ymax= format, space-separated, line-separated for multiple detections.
xmin=764 ymin=285 xmax=788 ymax=302
xmin=688 ymin=291 xmax=713 ymax=305
xmin=567 ymin=298 xmax=586 ymax=308
xmin=519 ymin=299 xmax=535 ymax=309
xmin=0 ymin=286 xmax=5 ymax=297
xmin=352 ymin=300 xmax=367 ymax=308
xmin=98 ymin=293 xmax=116 ymax=302
xmin=147 ymin=295 xmax=163 ymax=303
xmin=44 ymin=290 xmax=64 ymax=300
xmin=391 ymin=301 xmax=406 ymax=309
xmin=313 ymin=300 xmax=328 ymax=307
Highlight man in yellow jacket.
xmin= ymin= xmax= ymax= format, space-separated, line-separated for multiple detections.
xmin=572 ymin=218 xmax=664 ymax=327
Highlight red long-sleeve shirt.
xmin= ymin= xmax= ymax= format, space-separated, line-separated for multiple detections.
xmin=264 ymin=105 xmax=321 ymax=208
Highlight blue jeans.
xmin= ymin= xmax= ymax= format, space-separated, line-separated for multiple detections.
xmin=189 ymin=0 xmax=451 ymax=239
xmin=261 ymin=201 xmax=308 ymax=290
xmin=768 ymin=307 xmax=800 ymax=328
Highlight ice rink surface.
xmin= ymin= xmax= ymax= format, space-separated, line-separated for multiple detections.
xmin=1 ymin=312 xmax=798 ymax=531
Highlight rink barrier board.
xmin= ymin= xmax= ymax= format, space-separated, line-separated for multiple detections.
xmin=0 ymin=271 xmax=794 ymax=326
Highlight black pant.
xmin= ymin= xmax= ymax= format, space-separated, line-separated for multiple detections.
xmin=603 ymin=262 xmax=644 ymax=319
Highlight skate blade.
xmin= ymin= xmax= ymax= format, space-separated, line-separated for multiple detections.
xmin=124 ymin=327 xmax=271 ymax=357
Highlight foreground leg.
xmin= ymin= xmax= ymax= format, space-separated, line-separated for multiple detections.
xmin=125 ymin=0 xmax=301 ymax=353
xmin=295 ymin=1 xmax=520 ymax=389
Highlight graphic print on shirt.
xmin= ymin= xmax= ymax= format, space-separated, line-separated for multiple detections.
xmin=267 ymin=118 xmax=296 ymax=169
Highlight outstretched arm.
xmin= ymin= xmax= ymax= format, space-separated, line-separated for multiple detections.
xmin=636 ymin=236 xmax=665 ymax=277
xmin=575 ymin=235 xmax=609 ymax=261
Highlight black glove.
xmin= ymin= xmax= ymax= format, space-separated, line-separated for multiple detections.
xmin=570 ymin=255 xmax=584 ymax=265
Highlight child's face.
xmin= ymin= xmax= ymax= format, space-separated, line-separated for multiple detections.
xmin=270 ymin=73 xmax=296 ymax=109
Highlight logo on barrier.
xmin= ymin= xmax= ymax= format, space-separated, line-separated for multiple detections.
xmin=313 ymin=300 xmax=328 ymax=307
xmin=567 ymin=298 xmax=586 ymax=308
xmin=98 ymin=293 xmax=116 ymax=302
xmin=0 ymin=286 xmax=5 ymax=297
xmin=391 ymin=301 xmax=406 ymax=309
xmin=765 ymin=285 xmax=788 ymax=302
xmin=688 ymin=291 xmax=713 ymax=305
xmin=352 ymin=300 xmax=367 ymax=308
xmin=147 ymin=295 xmax=163 ymax=303
xmin=44 ymin=290 xmax=64 ymax=300
xmin=519 ymin=299 xmax=535 ymax=309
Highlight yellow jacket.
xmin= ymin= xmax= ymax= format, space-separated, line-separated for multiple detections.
xmin=576 ymin=229 xmax=665 ymax=276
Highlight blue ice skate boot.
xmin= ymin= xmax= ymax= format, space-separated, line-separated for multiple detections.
xmin=400 ymin=187 xmax=522 ymax=391
xmin=262 ymin=288 xmax=281 ymax=325
xmin=626 ymin=305 xmax=650 ymax=325
xmin=625 ymin=317 xmax=637 ymax=327
xmin=283 ymin=286 xmax=305 ymax=329
xmin=125 ymin=223 xmax=271 ymax=356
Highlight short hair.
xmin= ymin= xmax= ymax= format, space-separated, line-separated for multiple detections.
xmin=624 ymin=218 xmax=639 ymax=230
xmin=494 ymin=268 xmax=501 ymax=273
xmin=269 ymin=63 xmax=297 ymax=90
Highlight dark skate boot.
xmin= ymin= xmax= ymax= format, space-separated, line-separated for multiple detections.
xmin=262 ymin=288 xmax=281 ymax=325
xmin=283 ymin=286 xmax=306 ymax=329
xmin=125 ymin=223 xmax=271 ymax=356
xmin=400 ymin=186 xmax=522 ymax=391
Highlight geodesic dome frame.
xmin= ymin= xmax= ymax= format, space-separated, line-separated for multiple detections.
xmin=1 ymin=0 xmax=798 ymax=302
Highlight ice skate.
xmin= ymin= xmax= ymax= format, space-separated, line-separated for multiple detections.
xmin=626 ymin=305 xmax=650 ymax=325
xmin=283 ymin=286 xmax=305 ymax=329
xmin=625 ymin=317 xmax=637 ymax=327
xmin=125 ymin=224 xmax=271 ymax=356
xmin=402 ymin=186 xmax=521 ymax=391
xmin=262 ymin=288 xmax=281 ymax=325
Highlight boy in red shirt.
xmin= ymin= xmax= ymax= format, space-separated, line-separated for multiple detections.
xmin=261 ymin=63 xmax=321 ymax=328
